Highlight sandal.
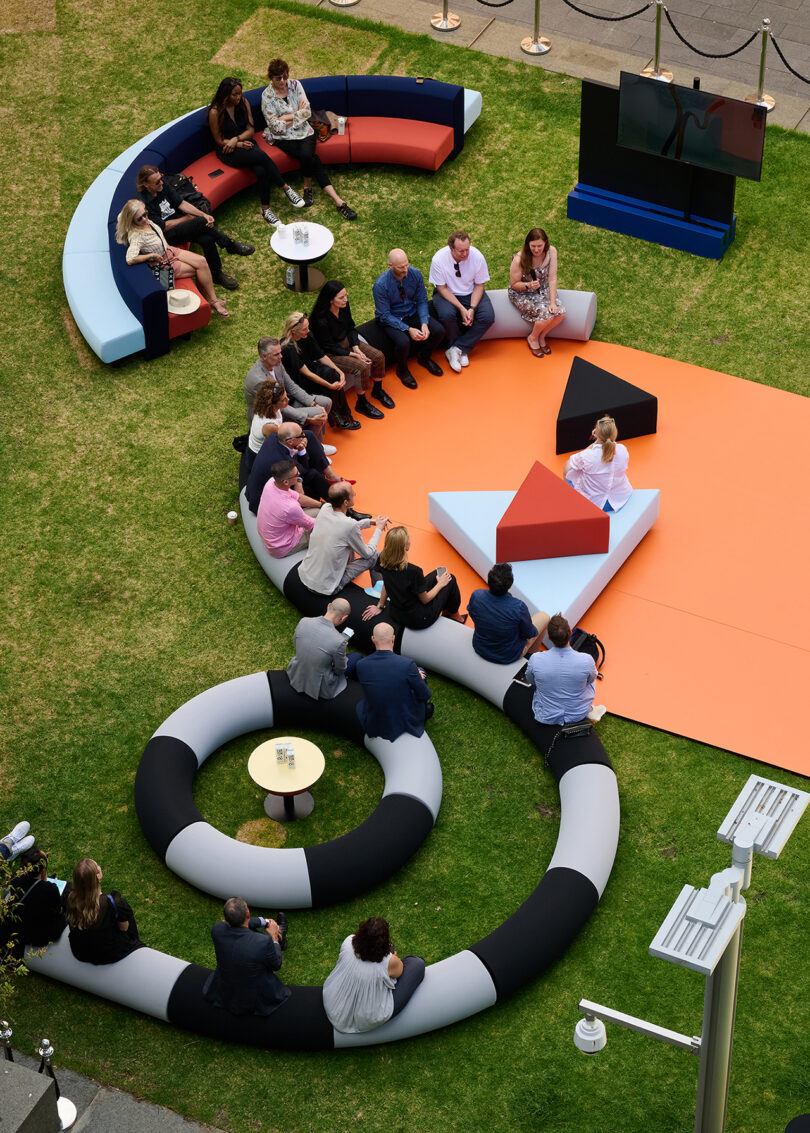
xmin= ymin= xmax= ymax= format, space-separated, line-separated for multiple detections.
xmin=337 ymin=202 xmax=358 ymax=221
xmin=212 ymin=299 xmax=229 ymax=318
xmin=540 ymin=342 xmax=551 ymax=355
xmin=527 ymin=337 xmax=544 ymax=358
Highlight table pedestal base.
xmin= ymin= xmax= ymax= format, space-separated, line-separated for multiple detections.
xmin=264 ymin=791 xmax=315 ymax=821
xmin=290 ymin=265 xmax=326 ymax=293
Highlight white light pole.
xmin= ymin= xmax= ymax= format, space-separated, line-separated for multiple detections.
xmin=576 ymin=774 xmax=809 ymax=1133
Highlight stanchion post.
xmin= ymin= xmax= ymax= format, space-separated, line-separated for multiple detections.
xmin=521 ymin=0 xmax=551 ymax=55
xmin=1 ymin=1019 xmax=13 ymax=1061
xmin=329 ymin=0 xmax=360 ymax=8
xmin=745 ymin=19 xmax=776 ymax=111
xmin=641 ymin=0 xmax=673 ymax=82
xmin=37 ymin=1037 xmax=77 ymax=1129
xmin=431 ymin=0 xmax=461 ymax=32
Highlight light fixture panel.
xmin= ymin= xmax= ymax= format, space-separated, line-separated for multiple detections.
xmin=717 ymin=775 xmax=810 ymax=859
xmin=649 ymin=884 xmax=746 ymax=975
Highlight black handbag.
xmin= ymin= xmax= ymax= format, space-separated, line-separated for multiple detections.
xmin=150 ymin=259 xmax=175 ymax=290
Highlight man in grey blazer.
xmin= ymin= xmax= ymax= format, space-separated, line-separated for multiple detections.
xmin=286 ymin=598 xmax=352 ymax=699
xmin=203 ymin=897 xmax=289 ymax=1017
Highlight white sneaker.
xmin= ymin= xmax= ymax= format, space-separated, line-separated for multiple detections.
xmin=459 ymin=353 xmax=470 ymax=367
xmin=284 ymin=186 xmax=305 ymax=208
xmin=445 ymin=346 xmax=463 ymax=373
xmin=261 ymin=207 xmax=281 ymax=227
xmin=1 ymin=822 xmax=34 ymax=861
xmin=323 ymin=444 xmax=337 ymax=456
xmin=588 ymin=704 xmax=607 ymax=723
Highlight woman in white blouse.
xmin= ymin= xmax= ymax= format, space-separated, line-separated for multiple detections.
xmin=564 ymin=416 xmax=633 ymax=512
xmin=115 ymin=199 xmax=229 ymax=317
xmin=261 ymin=57 xmax=357 ymax=220
xmin=322 ymin=917 xmax=425 ymax=1033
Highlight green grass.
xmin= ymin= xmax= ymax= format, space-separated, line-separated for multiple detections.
xmin=1 ymin=1 xmax=809 ymax=1131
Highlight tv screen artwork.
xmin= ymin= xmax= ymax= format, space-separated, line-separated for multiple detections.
xmin=618 ymin=72 xmax=766 ymax=182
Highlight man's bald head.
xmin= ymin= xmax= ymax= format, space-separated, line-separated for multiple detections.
xmin=371 ymin=622 xmax=396 ymax=650
xmin=278 ymin=421 xmax=302 ymax=445
xmin=328 ymin=598 xmax=351 ymax=620
xmin=388 ymin=249 xmax=409 ymax=279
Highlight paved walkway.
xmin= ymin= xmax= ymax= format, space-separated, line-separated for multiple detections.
xmin=11 ymin=1049 xmax=227 ymax=1133
xmin=305 ymin=0 xmax=810 ymax=131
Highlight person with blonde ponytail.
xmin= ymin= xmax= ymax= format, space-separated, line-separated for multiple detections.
xmin=564 ymin=416 xmax=633 ymax=512
xmin=63 ymin=857 xmax=144 ymax=965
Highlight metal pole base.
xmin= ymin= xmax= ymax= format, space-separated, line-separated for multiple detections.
xmin=329 ymin=0 xmax=361 ymax=6
xmin=744 ymin=92 xmax=775 ymax=111
xmin=521 ymin=35 xmax=551 ymax=55
xmin=431 ymin=11 xmax=461 ymax=30
xmin=58 ymin=1097 xmax=78 ymax=1130
xmin=641 ymin=64 xmax=673 ymax=82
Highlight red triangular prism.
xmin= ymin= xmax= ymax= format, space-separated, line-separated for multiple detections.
xmin=495 ymin=461 xmax=609 ymax=561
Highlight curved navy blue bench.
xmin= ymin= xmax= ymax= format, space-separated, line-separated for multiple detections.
xmin=63 ymin=76 xmax=481 ymax=364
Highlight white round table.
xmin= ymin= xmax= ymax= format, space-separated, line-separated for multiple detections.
xmin=248 ymin=736 xmax=326 ymax=821
xmin=270 ymin=222 xmax=334 ymax=292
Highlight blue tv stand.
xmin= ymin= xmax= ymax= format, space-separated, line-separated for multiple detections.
xmin=567 ymin=181 xmax=736 ymax=260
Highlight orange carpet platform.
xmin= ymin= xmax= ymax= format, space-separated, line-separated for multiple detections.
xmin=326 ymin=337 xmax=810 ymax=778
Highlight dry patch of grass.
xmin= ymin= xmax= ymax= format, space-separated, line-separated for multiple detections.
xmin=212 ymin=7 xmax=386 ymax=80
xmin=0 ymin=0 xmax=55 ymax=34
xmin=236 ymin=817 xmax=287 ymax=847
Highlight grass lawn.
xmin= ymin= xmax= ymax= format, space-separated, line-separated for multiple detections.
xmin=1 ymin=1 xmax=809 ymax=1130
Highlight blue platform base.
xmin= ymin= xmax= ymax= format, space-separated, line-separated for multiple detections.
xmin=567 ymin=182 xmax=736 ymax=261
xmin=429 ymin=488 xmax=660 ymax=631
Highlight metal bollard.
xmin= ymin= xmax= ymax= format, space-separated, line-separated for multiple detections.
xmin=37 ymin=1037 xmax=77 ymax=1130
xmin=329 ymin=0 xmax=360 ymax=7
xmin=745 ymin=19 xmax=775 ymax=111
xmin=1 ymin=1019 xmax=13 ymax=1061
xmin=641 ymin=0 xmax=673 ymax=82
xmin=521 ymin=0 xmax=551 ymax=55
xmin=431 ymin=0 xmax=461 ymax=32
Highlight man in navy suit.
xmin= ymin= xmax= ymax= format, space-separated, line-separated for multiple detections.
xmin=203 ymin=897 xmax=290 ymax=1017
xmin=346 ymin=622 xmax=432 ymax=741
xmin=247 ymin=421 xmax=335 ymax=514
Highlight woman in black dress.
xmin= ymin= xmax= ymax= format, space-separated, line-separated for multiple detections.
xmin=280 ymin=311 xmax=361 ymax=430
xmin=63 ymin=857 xmax=143 ymax=965
xmin=364 ymin=526 xmax=466 ymax=629
xmin=208 ymin=77 xmax=305 ymax=226
xmin=310 ymin=280 xmax=393 ymax=417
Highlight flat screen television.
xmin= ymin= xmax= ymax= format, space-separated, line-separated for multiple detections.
xmin=618 ymin=72 xmax=766 ymax=182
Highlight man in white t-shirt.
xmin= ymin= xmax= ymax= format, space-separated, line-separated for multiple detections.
xmin=428 ymin=230 xmax=495 ymax=372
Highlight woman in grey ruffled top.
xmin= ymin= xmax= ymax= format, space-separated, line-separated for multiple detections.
xmin=322 ymin=917 xmax=425 ymax=1033
xmin=261 ymin=57 xmax=358 ymax=221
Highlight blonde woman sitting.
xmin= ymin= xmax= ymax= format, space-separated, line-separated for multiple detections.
xmin=564 ymin=416 xmax=633 ymax=512
xmin=115 ymin=199 xmax=229 ymax=317
xmin=364 ymin=525 xmax=466 ymax=628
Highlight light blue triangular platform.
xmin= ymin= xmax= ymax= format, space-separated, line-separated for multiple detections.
xmin=429 ymin=488 xmax=660 ymax=627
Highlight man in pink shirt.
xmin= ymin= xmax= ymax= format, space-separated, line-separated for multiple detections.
xmin=256 ymin=460 xmax=322 ymax=558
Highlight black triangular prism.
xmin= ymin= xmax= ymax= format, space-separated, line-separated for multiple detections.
xmin=556 ymin=356 xmax=658 ymax=454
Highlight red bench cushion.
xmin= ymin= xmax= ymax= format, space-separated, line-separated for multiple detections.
xmin=168 ymin=277 xmax=210 ymax=339
xmin=348 ymin=117 xmax=453 ymax=171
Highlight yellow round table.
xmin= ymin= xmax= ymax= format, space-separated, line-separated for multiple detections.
xmin=248 ymin=736 xmax=326 ymax=822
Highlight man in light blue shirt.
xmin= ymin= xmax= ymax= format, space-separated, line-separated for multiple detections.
xmin=526 ymin=614 xmax=603 ymax=725
xmin=372 ymin=248 xmax=444 ymax=388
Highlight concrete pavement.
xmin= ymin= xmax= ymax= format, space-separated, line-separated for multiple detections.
xmin=307 ymin=0 xmax=810 ymax=131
